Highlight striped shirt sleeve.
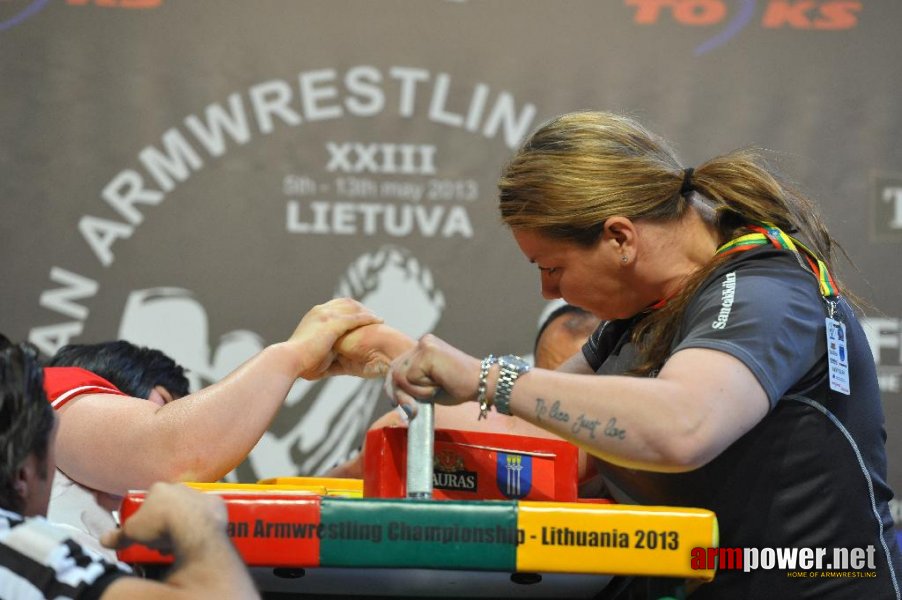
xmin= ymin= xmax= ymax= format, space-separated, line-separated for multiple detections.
xmin=1 ymin=510 xmax=128 ymax=599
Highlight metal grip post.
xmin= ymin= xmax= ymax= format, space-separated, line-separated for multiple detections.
xmin=406 ymin=399 xmax=434 ymax=499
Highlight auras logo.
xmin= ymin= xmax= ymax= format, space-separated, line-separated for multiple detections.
xmin=626 ymin=0 xmax=862 ymax=55
xmin=1 ymin=0 xmax=161 ymax=33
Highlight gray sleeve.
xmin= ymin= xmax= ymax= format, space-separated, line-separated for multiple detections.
xmin=672 ymin=256 xmax=827 ymax=407
xmin=582 ymin=320 xmax=612 ymax=371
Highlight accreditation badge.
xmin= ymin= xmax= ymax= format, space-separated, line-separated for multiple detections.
xmin=826 ymin=317 xmax=851 ymax=395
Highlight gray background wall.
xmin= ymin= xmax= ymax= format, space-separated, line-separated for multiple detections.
xmin=2 ymin=0 xmax=900 ymax=501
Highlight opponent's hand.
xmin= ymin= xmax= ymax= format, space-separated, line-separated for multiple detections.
xmin=287 ymin=298 xmax=383 ymax=380
xmin=101 ymin=482 xmax=227 ymax=554
xmin=331 ymin=324 xmax=416 ymax=378
xmin=385 ymin=334 xmax=480 ymax=418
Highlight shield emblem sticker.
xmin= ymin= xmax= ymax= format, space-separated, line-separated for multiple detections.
xmin=496 ymin=452 xmax=532 ymax=499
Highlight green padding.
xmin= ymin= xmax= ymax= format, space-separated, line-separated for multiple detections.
xmin=319 ymin=497 xmax=518 ymax=570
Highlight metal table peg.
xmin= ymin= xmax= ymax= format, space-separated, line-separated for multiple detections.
xmin=406 ymin=399 xmax=435 ymax=499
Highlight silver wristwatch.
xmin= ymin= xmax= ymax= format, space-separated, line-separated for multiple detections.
xmin=494 ymin=354 xmax=531 ymax=416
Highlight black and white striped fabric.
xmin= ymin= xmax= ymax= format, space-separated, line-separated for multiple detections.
xmin=1 ymin=508 xmax=126 ymax=599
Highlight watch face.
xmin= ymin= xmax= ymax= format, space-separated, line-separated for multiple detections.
xmin=501 ymin=355 xmax=530 ymax=372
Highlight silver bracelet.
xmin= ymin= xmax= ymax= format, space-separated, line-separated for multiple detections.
xmin=477 ymin=354 xmax=497 ymax=420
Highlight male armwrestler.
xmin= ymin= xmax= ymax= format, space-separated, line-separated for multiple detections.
xmin=0 ymin=338 xmax=259 ymax=599
xmin=45 ymin=340 xmax=190 ymax=559
xmin=44 ymin=298 xmax=385 ymax=513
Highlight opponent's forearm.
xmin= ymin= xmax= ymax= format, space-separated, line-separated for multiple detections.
xmin=154 ymin=343 xmax=300 ymax=482
xmin=58 ymin=343 xmax=300 ymax=494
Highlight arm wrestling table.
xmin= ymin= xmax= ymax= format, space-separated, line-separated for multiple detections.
xmin=118 ymin=401 xmax=719 ymax=598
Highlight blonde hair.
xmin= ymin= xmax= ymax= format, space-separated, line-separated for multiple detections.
xmin=498 ymin=111 xmax=841 ymax=375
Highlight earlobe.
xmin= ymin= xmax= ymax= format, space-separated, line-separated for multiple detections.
xmin=147 ymin=386 xmax=171 ymax=407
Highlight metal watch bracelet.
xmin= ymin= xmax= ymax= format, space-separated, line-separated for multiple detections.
xmin=493 ymin=354 xmax=531 ymax=416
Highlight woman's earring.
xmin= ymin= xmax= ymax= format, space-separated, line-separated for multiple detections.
xmin=621 ymin=256 xmax=628 ymax=263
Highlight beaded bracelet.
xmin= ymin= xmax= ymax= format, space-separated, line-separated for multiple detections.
xmin=477 ymin=354 xmax=497 ymax=420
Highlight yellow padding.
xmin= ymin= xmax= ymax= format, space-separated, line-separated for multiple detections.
xmin=184 ymin=482 xmax=317 ymax=493
xmin=257 ymin=476 xmax=364 ymax=498
xmin=517 ymin=502 xmax=718 ymax=580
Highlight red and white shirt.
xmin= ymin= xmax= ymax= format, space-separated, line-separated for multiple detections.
xmin=43 ymin=367 xmax=127 ymax=410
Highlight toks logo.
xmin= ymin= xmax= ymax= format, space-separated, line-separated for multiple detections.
xmin=1 ymin=0 xmax=161 ymax=33
xmin=65 ymin=0 xmax=162 ymax=6
xmin=626 ymin=0 xmax=862 ymax=54
xmin=0 ymin=0 xmax=50 ymax=31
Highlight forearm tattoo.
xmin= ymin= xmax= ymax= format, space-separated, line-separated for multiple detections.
xmin=535 ymin=397 xmax=570 ymax=423
xmin=603 ymin=417 xmax=626 ymax=440
xmin=534 ymin=398 xmax=626 ymax=442
xmin=572 ymin=414 xmax=601 ymax=439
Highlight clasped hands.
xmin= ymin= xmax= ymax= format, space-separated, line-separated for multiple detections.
xmin=295 ymin=298 xmax=479 ymax=418
xmin=340 ymin=326 xmax=480 ymax=419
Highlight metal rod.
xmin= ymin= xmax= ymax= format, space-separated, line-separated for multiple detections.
xmin=406 ymin=399 xmax=434 ymax=499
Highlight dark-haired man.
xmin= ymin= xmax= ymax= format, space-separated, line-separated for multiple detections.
xmin=38 ymin=299 xmax=384 ymax=560
xmin=0 ymin=339 xmax=259 ymax=599
xmin=46 ymin=340 xmax=191 ymax=559
xmin=49 ymin=340 xmax=190 ymax=407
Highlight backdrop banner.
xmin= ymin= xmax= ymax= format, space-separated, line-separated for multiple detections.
xmin=2 ymin=1 xmax=900 ymax=508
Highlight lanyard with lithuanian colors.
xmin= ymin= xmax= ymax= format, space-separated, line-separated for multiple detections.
xmin=715 ymin=222 xmax=850 ymax=395
xmin=714 ymin=223 xmax=839 ymax=299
